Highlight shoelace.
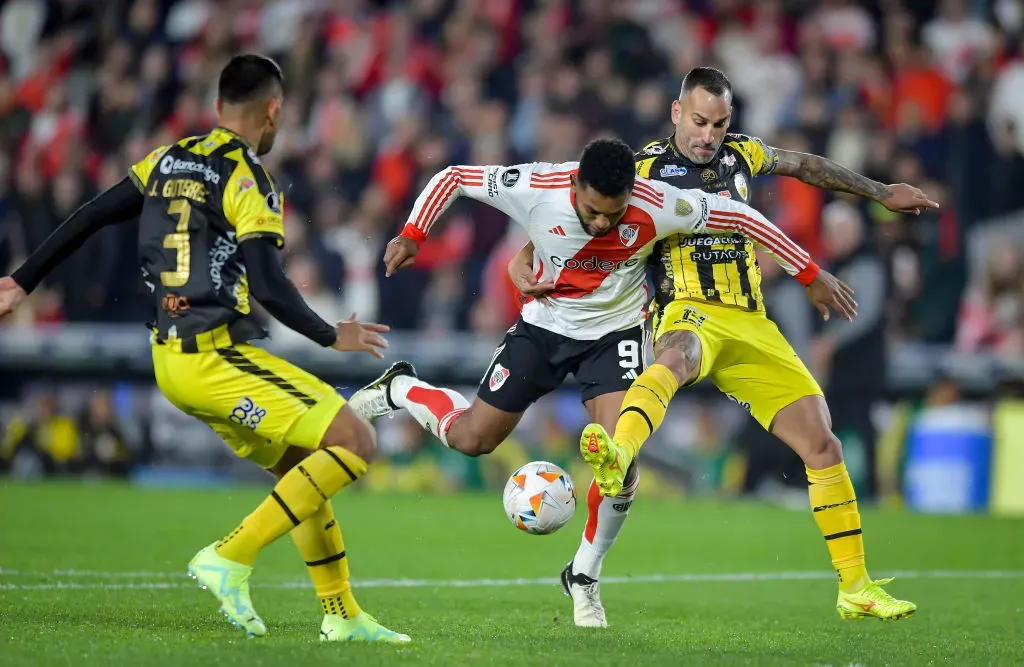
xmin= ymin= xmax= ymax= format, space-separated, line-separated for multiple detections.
xmin=581 ymin=583 xmax=606 ymax=620
xmin=865 ymin=578 xmax=900 ymax=605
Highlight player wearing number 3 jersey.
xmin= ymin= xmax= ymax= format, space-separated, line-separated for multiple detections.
xmin=347 ymin=138 xmax=821 ymax=627
xmin=0 ymin=54 xmax=409 ymax=644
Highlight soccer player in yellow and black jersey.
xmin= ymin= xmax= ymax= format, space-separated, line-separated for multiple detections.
xmin=0 ymin=55 xmax=409 ymax=644
xmin=593 ymin=67 xmax=941 ymax=620
xmin=512 ymin=67 xmax=937 ymax=623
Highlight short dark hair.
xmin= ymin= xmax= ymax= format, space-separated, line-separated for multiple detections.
xmin=577 ymin=138 xmax=635 ymax=197
xmin=680 ymin=66 xmax=732 ymax=99
xmin=218 ymin=54 xmax=284 ymax=105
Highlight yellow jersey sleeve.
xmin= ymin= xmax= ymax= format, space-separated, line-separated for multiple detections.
xmin=635 ymin=139 xmax=672 ymax=177
xmin=639 ymin=139 xmax=666 ymax=155
xmin=129 ymin=145 xmax=171 ymax=191
xmin=222 ymin=148 xmax=285 ymax=247
xmin=724 ymin=134 xmax=779 ymax=177
xmin=635 ymin=156 xmax=657 ymax=178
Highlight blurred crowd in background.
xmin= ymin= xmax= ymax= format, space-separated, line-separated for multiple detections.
xmin=2 ymin=0 xmax=1024 ymax=502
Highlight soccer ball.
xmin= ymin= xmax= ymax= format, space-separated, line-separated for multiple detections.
xmin=502 ymin=461 xmax=577 ymax=535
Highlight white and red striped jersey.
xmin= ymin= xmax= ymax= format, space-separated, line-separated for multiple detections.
xmin=400 ymin=162 xmax=817 ymax=340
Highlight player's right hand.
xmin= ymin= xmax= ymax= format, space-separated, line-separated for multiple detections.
xmin=0 ymin=277 xmax=27 ymax=319
xmin=508 ymin=243 xmax=555 ymax=302
xmin=383 ymin=236 xmax=418 ymax=277
xmin=333 ymin=313 xmax=390 ymax=358
xmin=509 ymin=263 xmax=555 ymax=303
xmin=879 ymin=183 xmax=940 ymax=215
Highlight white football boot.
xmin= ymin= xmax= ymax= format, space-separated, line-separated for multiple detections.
xmin=560 ymin=561 xmax=608 ymax=628
xmin=348 ymin=361 xmax=417 ymax=421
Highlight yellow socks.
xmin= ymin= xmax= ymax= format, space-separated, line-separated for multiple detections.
xmin=807 ymin=461 xmax=868 ymax=591
xmin=290 ymin=500 xmax=361 ymax=619
xmin=215 ymin=446 xmax=368 ymax=566
xmin=613 ymin=363 xmax=679 ymax=457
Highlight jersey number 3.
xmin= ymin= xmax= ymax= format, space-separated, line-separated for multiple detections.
xmin=162 ymin=198 xmax=192 ymax=287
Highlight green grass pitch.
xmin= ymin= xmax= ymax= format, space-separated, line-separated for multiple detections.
xmin=1 ymin=482 xmax=1022 ymax=666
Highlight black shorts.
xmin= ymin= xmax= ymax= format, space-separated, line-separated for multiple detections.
xmin=477 ymin=318 xmax=647 ymax=413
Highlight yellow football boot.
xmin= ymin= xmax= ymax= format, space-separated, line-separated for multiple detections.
xmin=579 ymin=424 xmax=631 ymax=497
xmin=837 ymin=577 xmax=917 ymax=621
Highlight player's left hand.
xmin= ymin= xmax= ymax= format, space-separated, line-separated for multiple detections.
xmin=805 ymin=270 xmax=857 ymax=323
xmin=879 ymin=183 xmax=940 ymax=215
xmin=0 ymin=277 xmax=28 ymax=319
xmin=333 ymin=313 xmax=391 ymax=358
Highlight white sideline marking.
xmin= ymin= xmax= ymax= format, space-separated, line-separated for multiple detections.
xmin=0 ymin=569 xmax=1022 ymax=591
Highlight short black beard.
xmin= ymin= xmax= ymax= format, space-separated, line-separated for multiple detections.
xmin=256 ymin=134 xmax=272 ymax=156
xmin=572 ymin=201 xmax=592 ymax=236
xmin=572 ymin=203 xmax=612 ymax=237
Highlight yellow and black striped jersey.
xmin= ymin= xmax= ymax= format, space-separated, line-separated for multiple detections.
xmin=130 ymin=127 xmax=286 ymax=349
xmin=636 ymin=133 xmax=779 ymax=311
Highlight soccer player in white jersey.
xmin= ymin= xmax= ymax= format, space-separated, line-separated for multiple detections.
xmin=349 ymin=138 xmax=850 ymax=626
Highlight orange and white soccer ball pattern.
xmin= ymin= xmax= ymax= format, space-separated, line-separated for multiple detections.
xmin=502 ymin=461 xmax=577 ymax=535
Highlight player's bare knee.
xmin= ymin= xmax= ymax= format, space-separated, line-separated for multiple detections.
xmin=655 ymin=348 xmax=697 ymax=385
xmin=451 ymin=429 xmax=501 ymax=457
xmin=347 ymin=419 xmax=377 ymax=463
xmin=804 ymin=432 xmax=843 ymax=468
xmin=319 ymin=409 xmax=377 ymax=463
xmin=470 ymin=435 xmax=502 ymax=456
xmin=657 ymin=349 xmax=687 ymax=383
xmin=822 ymin=432 xmax=843 ymax=461
xmin=654 ymin=331 xmax=701 ymax=385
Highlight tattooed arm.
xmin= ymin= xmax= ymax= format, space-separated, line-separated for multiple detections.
xmin=774 ymin=150 xmax=890 ymax=199
xmin=772 ymin=149 xmax=939 ymax=214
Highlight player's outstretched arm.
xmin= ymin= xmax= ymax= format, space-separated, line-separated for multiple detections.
xmin=385 ymin=163 xmax=536 ymax=276
xmin=773 ymin=149 xmax=939 ymax=214
xmin=241 ymin=238 xmax=389 ymax=356
xmin=223 ymin=150 xmax=387 ymax=355
xmin=666 ymin=188 xmax=815 ymax=278
xmin=695 ymin=191 xmax=858 ymax=322
xmin=655 ymin=186 xmax=857 ymax=321
xmin=0 ymin=177 xmax=144 ymax=318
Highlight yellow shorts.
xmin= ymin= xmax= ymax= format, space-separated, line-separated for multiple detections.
xmin=652 ymin=299 xmax=822 ymax=431
xmin=151 ymin=343 xmax=345 ymax=468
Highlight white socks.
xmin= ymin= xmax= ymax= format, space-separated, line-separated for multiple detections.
xmin=573 ymin=463 xmax=640 ymax=579
xmin=390 ymin=375 xmax=470 ymax=447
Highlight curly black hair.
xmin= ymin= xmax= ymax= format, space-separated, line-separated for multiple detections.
xmin=576 ymin=138 xmax=636 ymax=197
xmin=679 ymin=66 xmax=732 ymax=99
